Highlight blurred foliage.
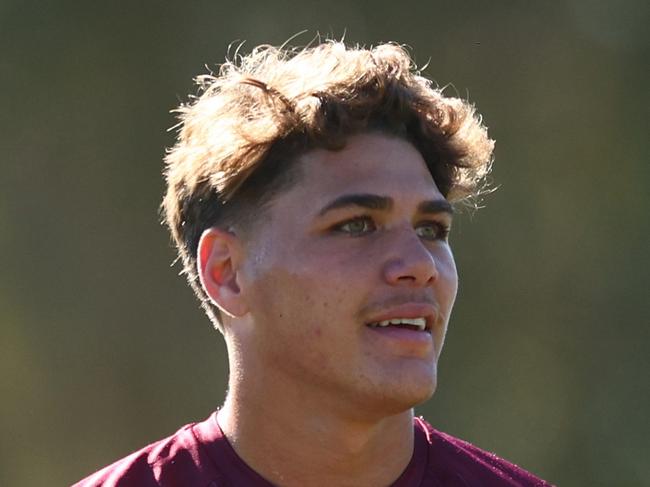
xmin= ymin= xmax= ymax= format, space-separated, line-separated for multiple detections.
xmin=1 ymin=0 xmax=648 ymax=485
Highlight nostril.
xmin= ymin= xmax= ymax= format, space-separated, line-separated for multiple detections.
xmin=397 ymin=275 xmax=416 ymax=281
xmin=383 ymin=254 xmax=438 ymax=287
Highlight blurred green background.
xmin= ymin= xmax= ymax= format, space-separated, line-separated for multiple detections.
xmin=1 ymin=0 xmax=648 ymax=485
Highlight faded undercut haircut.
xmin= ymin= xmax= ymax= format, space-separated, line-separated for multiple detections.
xmin=161 ymin=40 xmax=494 ymax=331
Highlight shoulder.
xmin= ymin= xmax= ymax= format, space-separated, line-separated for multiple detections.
xmin=73 ymin=415 xmax=223 ymax=487
xmin=414 ymin=417 xmax=554 ymax=486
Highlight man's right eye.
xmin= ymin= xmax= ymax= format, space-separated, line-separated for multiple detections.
xmin=334 ymin=216 xmax=376 ymax=236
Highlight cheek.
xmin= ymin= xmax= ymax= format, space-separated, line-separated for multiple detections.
xmin=246 ymin=267 xmax=355 ymax=372
xmin=242 ymin=231 xmax=372 ymax=344
xmin=437 ymin=248 xmax=459 ymax=308
xmin=246 ymin=263 xmax=351 ymax=338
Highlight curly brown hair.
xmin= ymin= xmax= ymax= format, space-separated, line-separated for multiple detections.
xmin=162 ymin=40 xmax=494 ymax=329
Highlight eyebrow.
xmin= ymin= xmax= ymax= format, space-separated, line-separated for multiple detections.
xmin=417 ymin=199 xmax=454 ymax=215
xmin=317 ymin=193 xmax=453 ymax=217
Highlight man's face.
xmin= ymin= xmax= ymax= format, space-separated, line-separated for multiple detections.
xmin=237 ymin=133 xmax=458 ymax=418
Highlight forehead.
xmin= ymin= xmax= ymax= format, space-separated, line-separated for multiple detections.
xmin=289 ymin=133 xmax=442 ymax=206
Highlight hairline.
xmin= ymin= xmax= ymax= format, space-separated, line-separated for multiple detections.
xmin=221 ymin=129 xmax=448 ymax=244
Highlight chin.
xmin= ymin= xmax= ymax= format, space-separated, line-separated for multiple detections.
xmin=367 ymin=391 xmax=435 ymax=421
xmin=359 ymin=373 xmax=438 ymax=420
xmin=394 ymin=377 xmax=437 ymax=409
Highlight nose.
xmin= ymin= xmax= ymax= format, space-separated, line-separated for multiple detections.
xmin=382 ymin=229 xmax=439 ymax=287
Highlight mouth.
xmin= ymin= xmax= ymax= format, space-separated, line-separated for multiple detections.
xmin=366 ymin=317 xmax=429 ymax=333
xmin=363 ymin=301 xmax=437 ymax=334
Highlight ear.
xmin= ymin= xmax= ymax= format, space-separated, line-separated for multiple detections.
xmin=197 ymin=227 xmax=248 ymax=318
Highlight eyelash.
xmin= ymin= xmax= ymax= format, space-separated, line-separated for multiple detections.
xmin=332 ymin=216 xmax=450 ymax=241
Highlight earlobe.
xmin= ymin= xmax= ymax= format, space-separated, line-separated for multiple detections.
xmin=197 ymin=228 xmax=247 ymax=317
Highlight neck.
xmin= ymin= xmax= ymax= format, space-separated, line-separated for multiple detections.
xmin=217 ymin=363 xmax=416 ymax=487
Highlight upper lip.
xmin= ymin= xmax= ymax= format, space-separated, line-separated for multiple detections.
xmin=364 ymin=302 xmax=438 ymax=332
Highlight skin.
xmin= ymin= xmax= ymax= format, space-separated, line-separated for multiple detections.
xmin=198 ymin=133 xmax=458 ymax=487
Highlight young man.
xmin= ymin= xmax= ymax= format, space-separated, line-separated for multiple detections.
xmin=75 ymin=42 xmax=551 ymax=486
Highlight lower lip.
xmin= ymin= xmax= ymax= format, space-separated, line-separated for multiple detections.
xmin=366 ymin=326 xmax=433 ymax=346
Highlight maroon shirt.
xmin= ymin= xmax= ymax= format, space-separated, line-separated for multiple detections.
xmin=74 ymin=413 xmax=552 ymax=486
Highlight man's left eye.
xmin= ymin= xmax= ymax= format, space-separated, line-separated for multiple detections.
xmin=415 ymin=222 xmax=450 ymax=241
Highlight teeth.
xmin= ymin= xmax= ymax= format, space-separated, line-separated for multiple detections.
xmin=368 ymin=317 xmax=426 ymax=331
